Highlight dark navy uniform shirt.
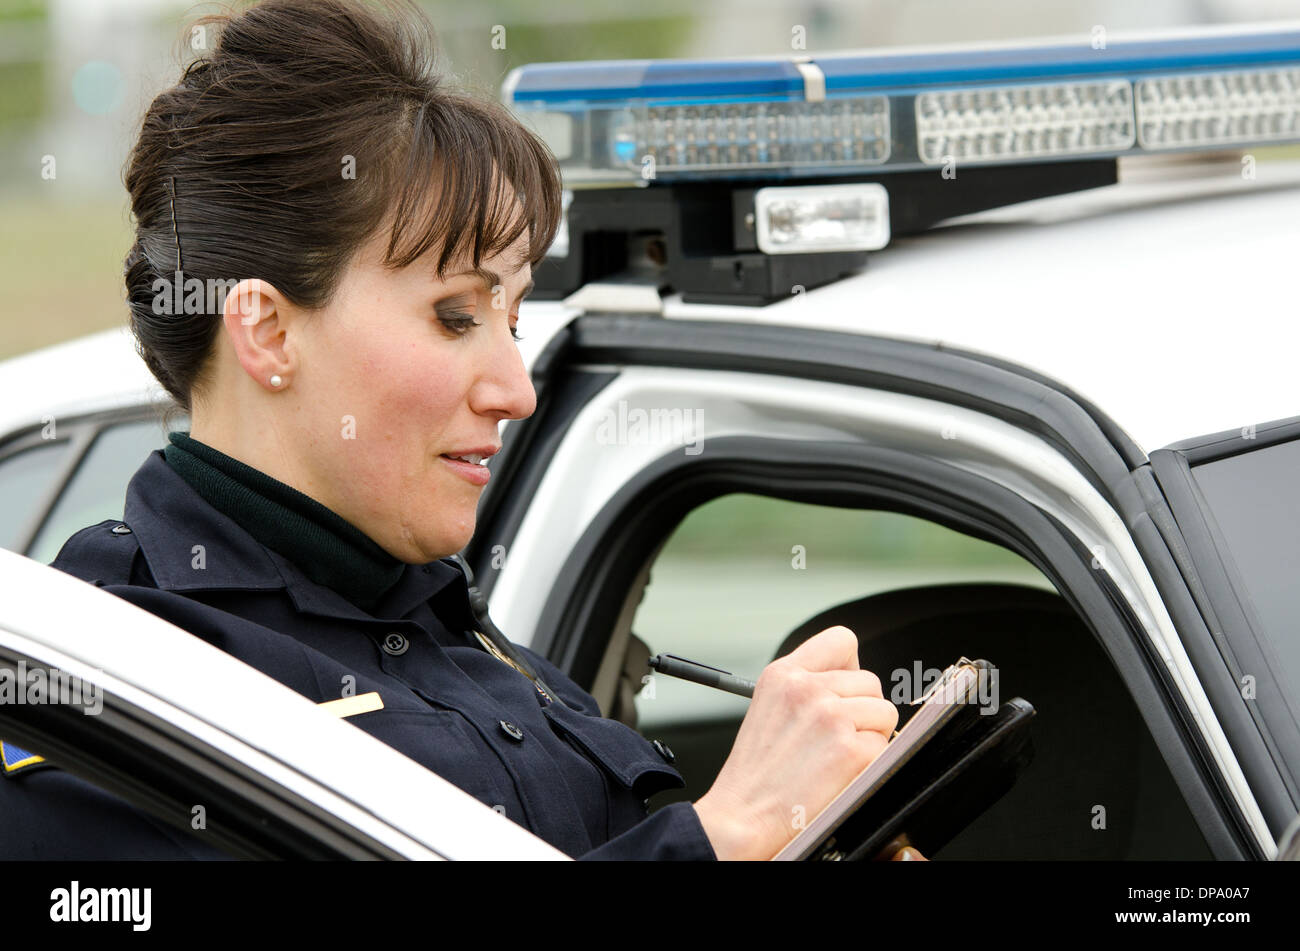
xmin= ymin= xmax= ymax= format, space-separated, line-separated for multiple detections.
xmin=0 ymin=448 xmax=717 ymax=860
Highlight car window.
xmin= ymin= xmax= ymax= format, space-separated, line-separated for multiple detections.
xmin=633 ymin=493 xmax=1051 ymax=729
xmin=630 ymin=492 xmax=1211 ymax=859
xmin=29 ymin=418 xmax=181 ymax=564
xmin=0 ymin=440 xmax=73 ymax=552
xmin=1190 ymin=438 xmax=1300 ymax=722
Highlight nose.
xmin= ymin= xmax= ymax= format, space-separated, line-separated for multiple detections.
xmin=469 ymin=320 xmax=537 ymax=422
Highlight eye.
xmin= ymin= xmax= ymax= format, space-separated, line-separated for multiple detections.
xmin=435 ymin=301 xmax=523 ymax=342
xmin=436 ymin=309 xmax=480 ymax=336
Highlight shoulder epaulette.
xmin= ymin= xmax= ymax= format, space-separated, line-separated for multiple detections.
xmin=48 ymin=519 xmax=142 ymax=587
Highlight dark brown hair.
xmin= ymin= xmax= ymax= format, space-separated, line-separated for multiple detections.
xmin=123 ymin=0 xmax=562 ymax=412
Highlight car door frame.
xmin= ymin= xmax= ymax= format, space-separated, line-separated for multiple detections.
xmin=1147 ymin=416 xmax=1300 ymax=845
xmin=0 ymin=548 xmax=568 ymax=861
xmin=467 ymin=312 xmax=1277 ymax=859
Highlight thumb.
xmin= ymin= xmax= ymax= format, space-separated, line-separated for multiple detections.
xmin=787 ymin=625 xmax=860 ymax=672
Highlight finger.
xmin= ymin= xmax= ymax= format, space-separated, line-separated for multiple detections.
xmin=891 ymin=847 xmax=927 ymax=861
xmin=856 ymin=726 xmax=891 ymax=764
xmin=837 ymin=696 xmax=900 ymax=735
xmin=787 ymin=626 xmax=860 ymax=672
xmin=814 ymin=668 xmax=885 ymax=699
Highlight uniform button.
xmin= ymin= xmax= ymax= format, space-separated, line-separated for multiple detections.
xmin=652 ymin=739 xmax=675 ymax=763
xmin=110 ymin=524 xmax=132 ymax=535
xmin=499 ymin=720 xmax=524 ymax=741
xmin=382 ymin=632 xmax=409 ymax=655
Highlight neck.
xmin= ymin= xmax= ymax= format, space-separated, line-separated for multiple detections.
xmin=163 ymin=430 xmax=405 ymax=611
xmin=189 ymin=413 xmax=322 ymax=508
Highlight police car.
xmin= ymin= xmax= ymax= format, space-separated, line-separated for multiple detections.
xmin=2 ymin=24 xmax=1300 ymax=860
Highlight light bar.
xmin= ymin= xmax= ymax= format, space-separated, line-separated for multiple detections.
xmin=609 ymin=97 xmax=890 ymax=176
xmin=915 ymin=80 xmax=1134 ymax=164
xmin=502 ymin=26 xmax=1300 ymax=186
xmin=1136 ymin=67 xmax=1300 ymax=148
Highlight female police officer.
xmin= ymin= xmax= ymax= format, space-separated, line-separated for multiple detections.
xmin=2 ymin=0 xmax=901 ymax=860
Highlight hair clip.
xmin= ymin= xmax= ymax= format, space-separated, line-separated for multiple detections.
xmin=168 ymin=175 xmax=183 ymax=274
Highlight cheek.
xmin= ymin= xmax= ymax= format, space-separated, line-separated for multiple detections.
xmin=303 ymin=312 xmax=470 ymax=499
xmin=351 ymin=340 xmax=467 ymax=448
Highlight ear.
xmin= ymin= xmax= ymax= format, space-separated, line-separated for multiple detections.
xmin=221 ymin=279 xmax=296 ymax=391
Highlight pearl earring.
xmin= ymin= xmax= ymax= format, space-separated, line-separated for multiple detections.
xmin=269 ymin=374 xmax=283 ymax=388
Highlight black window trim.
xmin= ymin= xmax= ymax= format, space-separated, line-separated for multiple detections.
xmin=1149 ymin=438 xmax=1300 ymax=825
xmin=1126 ymin=463 xmax=1297 ymax=847
xmin=1160 ymin=414 xmax=1300 ymax=465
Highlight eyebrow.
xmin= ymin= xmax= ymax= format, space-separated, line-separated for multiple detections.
xmin=447 ymin=266 xmax=535 ymax=304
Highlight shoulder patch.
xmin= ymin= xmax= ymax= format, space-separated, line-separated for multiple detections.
xmin=1 ymin=739 xmax=52 ymax=777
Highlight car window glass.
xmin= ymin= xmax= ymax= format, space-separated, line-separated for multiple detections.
xmin=0 ymin=441 xmax=73 ymax=552
xmin=29 ymin=418 xmax=182 ymax=564
xmin=632 ymin=493 xmax=1051 ymax=729
xmin=1191 ymin=438 xmax=1300 ymax=715
xmin=629 ymin=491 xmax=1210 ymax=859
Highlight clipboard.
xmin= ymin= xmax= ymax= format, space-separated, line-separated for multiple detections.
xmin=773 ymin=657 xmax=1035 ymax=861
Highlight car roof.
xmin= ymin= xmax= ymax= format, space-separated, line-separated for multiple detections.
xmin=660 ymin=155 xmax=1300 ymax=455
xmin=0 ymin=325 xmax=160 ymax=437
xmin=3 ymin=156 xmax=1295 ymax=456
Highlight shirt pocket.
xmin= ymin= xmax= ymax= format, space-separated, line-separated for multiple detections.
xmin=353 ymin=708 xmax=515 ymax=815
xmin=542 ymin=703 xmax=686 ymax=801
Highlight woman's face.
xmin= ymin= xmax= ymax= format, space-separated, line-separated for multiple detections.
xmin=272 ymin=221 xmax=538 ymax=563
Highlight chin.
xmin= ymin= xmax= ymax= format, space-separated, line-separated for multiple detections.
xmin=432 ymin=522 xmax=476 ymax=561
xmin=390 ymin=521 xmax=473 ymax=565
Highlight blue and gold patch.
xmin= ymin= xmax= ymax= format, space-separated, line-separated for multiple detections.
xmin=1 ymin=739 xmax=51 ymax=777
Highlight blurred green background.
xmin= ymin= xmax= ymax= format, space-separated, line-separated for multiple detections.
xmin=1 ymin=0 xmax=1298 ymax=362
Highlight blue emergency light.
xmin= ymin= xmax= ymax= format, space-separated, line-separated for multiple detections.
xmin=505 ymin=25 xmax=1300 ymax=306
xmin=504 ymin=26 xmax=1300 ymax=186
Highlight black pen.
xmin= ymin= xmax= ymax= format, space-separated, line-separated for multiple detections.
xmin=647 ymin=653 xmax=756 ymax=699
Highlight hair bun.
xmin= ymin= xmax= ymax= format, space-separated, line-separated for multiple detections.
xmin=124 ymin=237 xmax=192 ymax=410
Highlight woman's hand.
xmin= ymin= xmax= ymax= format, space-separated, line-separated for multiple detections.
xmin=692 ymin=625 xmax=899 ymax=860
xmin=887 ymin=846 xmax=927 ymax=860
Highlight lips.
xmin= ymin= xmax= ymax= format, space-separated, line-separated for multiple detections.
xmin=438 ymin=445 xmax=501 ymax=487
xmin=439 ymin=445 xmax=500 ymax=466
